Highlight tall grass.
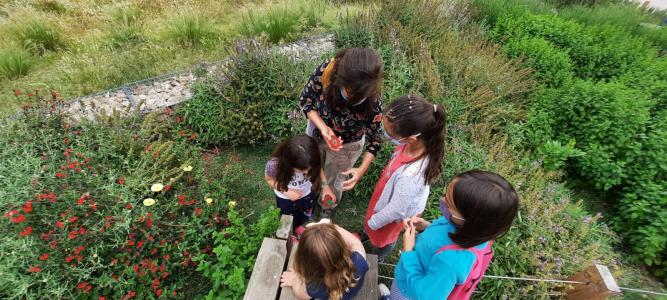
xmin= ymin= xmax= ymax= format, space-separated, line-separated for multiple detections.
xmin=167 ymin=13 xmax=217 ymax=47
xmin=106 ymin=7 xmax=144 ymax=49
xmin=0 ymin=50 xmax=33 ymax=79
xmin=12 ymin=19 xmax=66 ymax=55
xmin=243 ymin=0 xmax=328 ymax=43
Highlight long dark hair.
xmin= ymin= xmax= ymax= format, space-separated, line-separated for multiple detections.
xmin=324 ymin=47 xmax=383 ymax=119
xmin=271 ymin=135 xmax=322 ymax=192
xmin=293 ymin=224 xmax=357 ymax=300
xmin=384 ymin=95 xmax=446 ymax=184
xmin=448 ymin=170 xmax=519 ymax=248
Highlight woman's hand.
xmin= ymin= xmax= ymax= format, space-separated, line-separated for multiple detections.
xmin=319 ymin=126 xmax=342 ymax=151
xmin=341 ymin=168 xmax=362 ymax=191
xmin=285 ymin=189 xmax=303 ymax=201
xmin=403 ymin=223 xmax=417 ymax=252
xmin=321 ymin=185 xmax=336 ymax=206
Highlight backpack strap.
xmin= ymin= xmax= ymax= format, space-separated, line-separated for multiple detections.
xmin=435 ymin=240 xmax=494 ymax=255
xmin=321 ymin=58 xmax=336 ymax=89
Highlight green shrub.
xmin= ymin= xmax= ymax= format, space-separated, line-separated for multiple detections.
xmin=335 ymin=12 xmax=376 ymax=49
xmin=0 ymin=50 xmax=33 ymax=79
xmin=529 ymin=80 xmax=651 ymax=190
xmin=106 ymin=7 xmax=144 ymax=49
xmin=502 ymin=36 xmax=574 ymax=87
xmin=167 ymin=13 xmax=217 ymax=47
xmin=196 ymin=207 xmax=280 ymax=299
xmin=536 ymin=140 xmax=585 ymax=171
xmin=12 ymin=19 xmax=66 ymax=55
xmin=242 ymin=0 xmax=327 ymax=44
xmin=180 ymin=51 xmax=310 ymax=146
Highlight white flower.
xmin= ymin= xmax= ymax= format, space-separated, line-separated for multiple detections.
xmin=228 ymin=201 xmax=237 ymax=208
xmin=205 ymin=198 xmax=213 ymax=205
xmin=151 ymin=183 xmax=164 ymax=192
xmin=182 ymin=165 xmax=193 ymax=172
xmin=143 ymin=198 xmax=156 ymax=206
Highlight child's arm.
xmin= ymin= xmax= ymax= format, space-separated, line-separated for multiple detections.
xmin=265 ymin=158 xmax=302 ymax=201
xmin=367 ymin=175 xmax=426 ymax=230
xmin=320 ymin=168 xmax=336 ymax=205
xmin=334 ymin=225 xmax=366 ymax=259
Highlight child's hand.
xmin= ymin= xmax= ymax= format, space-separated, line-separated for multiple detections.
xmin=408 ymin=216 xmax=430 ymax=232
xmin=321 ymin=186 xmax=336 ymax=207
xmin=280 ymin=269 xmax=300 ymax=287
xmin=285 ymin=189 xmax=303 ymax=201
xmin=403 ymin=224 xmax=416 ymax=252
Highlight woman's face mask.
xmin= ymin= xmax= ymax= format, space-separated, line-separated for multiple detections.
xmin=340 ymin=87 xmax=367 ymax=106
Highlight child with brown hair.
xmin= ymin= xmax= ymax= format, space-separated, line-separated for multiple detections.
xmin=280 ymin=223 xmax=369 ymax=300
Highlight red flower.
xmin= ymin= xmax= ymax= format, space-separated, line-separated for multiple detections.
xmin=133 ymin=264 xmax=140 ymax=273
xmin=55 ymin=172 xmax=66 ymax=179
xmin=28 ymin=266 xmax=41 ymax=273
xmin=68 ymin=216 xmax=78 ymax=223
xmin=136 ymin=240 xmax=145 ymax=249
xmin=177 ymin=194 xmax=186 ymax=206
xmin=194 ymin=207 xmax=202 ymax=216
xmin=172 ymin=290 xmax=177 ymax=296
xmin=164 ymin=254 xmax=170 ymax=261
xmin=156 ymin=289 xmax=163 ymax=297
xmin=49 ymin=240 xmax=58 ymax=249
xmin=160 ymin=240 xmax=166 ymax=246
xmin=164 ymin=185 xmax=171 ymax=192
xmin=4 ymin=209 xmax=18 ymax=217
xmin=40 ymin=253 xmax=49 ymax=261
xmin=125 ymin=203 xmax=133 ymax=210
xmin=10 ymin=214 xmax=26 ymax=223
xmin=77 ymin=197 xmax=85 ymax=206
xmin=20 ymin=226 xmax=33 ymax=237
xmin=23 ymin=201 xmax=33 ymax=213
xmin=27 ymin=92 xmax=34 ymax=97
xmin=189 ymin=133 xmax=197 ymax=140
xmin=77 ymin=282 xmax=92 ymax=293
xmin=117 ymin=177 xmax=125 ymax=185
xmin=68 ymin=231 xmax=77 ymax=240
xmin=55 ymin=221 xmax=64 ymax=228
xmin=65 ymin=255 xmax=76 ymax=263
xmin=127 ymin=240 xmax=135 ymax=246
xmin=178 ymin=130 xmax=186 ymax=137
xmin=99 ymin=297 xmax=106 ymax=300
xmin=14 ymin=89 xmax=22 ymax=96
xmin=164 ymin=107 xmax=174 ymax=115
xmin=126 ymin=291 xmax=136 ymax=299
xmin=74 ymin=245 xmax=85 ymax=255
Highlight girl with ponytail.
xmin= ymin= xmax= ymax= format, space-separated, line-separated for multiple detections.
xmin=361 ymin=95 xmax=447 ymax=260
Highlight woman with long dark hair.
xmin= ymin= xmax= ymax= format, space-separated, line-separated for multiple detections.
xmin=300 ymin=47 xmax=384 ymax=218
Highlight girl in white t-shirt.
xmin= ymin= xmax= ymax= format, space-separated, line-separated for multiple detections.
xmin=265 ymin=135 xmax=335 ymax=229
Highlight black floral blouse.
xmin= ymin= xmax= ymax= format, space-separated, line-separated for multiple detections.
xmin=299 ymin=59 xmax=384 ymax=157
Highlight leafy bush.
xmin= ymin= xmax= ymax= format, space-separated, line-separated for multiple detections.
xmin=180 ymin=51 xmax=310 ymax=146
xmin=167 ymin=13 xmax=217 ymax=47
xmin=0 ymin=94 xmax=266 ymax=299
xmin=12 ymin=19 xmax=66 ymax=55
xmin=529 ymin=81 xmax=651 ymax=190
xmin=502 ymin=36 xmax=574 ymax=87
xmin=196 ymin=207 xmax=280 ymax=299
xmin=0 ymin=50 xmax=33 ymax=79
xmin=536 ymin=140 xmax=585 ymax=171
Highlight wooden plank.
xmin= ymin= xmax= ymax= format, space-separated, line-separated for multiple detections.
xmin=243 ymin=237 xmax=288 ymax=300
xmin=276 ymin=215 xmax=294 ymax=240
xmin=278 ymin=248 xmax=379 ymax=300
xmin=278 ymin=244 xmax=300 ymax=300
xmin=566 ymin=264 xmax=621 ymax=300
xmin=355 ymin=253 xmax=378 ymax=300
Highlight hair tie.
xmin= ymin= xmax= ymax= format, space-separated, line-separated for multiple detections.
xmin=297 ymin=145 xmax=306 ymax=153
xmin=433 ymin=104 xmax=437 ymax=112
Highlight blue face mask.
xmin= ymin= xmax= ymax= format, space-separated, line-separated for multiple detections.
xmin=384 ymin=130 xmax=405 ymax=145
xmin=341 ymin=88 xmax=367 ymax=106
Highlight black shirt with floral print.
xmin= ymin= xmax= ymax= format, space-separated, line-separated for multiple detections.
xmin=299 ymin=59 xmax=384 ymax=157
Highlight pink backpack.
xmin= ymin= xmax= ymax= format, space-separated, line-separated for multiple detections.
xmin=435 ymin=241 xmax=494 ymax=300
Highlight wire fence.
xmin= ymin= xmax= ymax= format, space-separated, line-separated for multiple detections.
xmin=376 ymin=262 xmax=667 ymax=297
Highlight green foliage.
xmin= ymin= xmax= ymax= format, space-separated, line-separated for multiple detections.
xmin=502 ymin=36 xmax=574 ymax=87
xmin=12 ymin=19 xmax=66 ymax=55
xmin=180 ymin=51 xmax=310 ymax=146
xmin=32 ymin=0 xmax=67 ymax=14
xmin=536 ymin=140 xmax=585 ymax=171
xmin=335 ymin=12 xmax=376 ymax=49
xmin=167 ymin=13 xmax=217 ymax=47
xmin=105 ymin=7 xmax=144 ymax=49
xmin=0 ymin=50 xmax=33 ymax=79
xmin=529 ymin=81 xmax=651 ymax=190
xmin=196 ymin=207 xmax=280 ymax=299
xmin=242 ymin=0 xmax=329 ymax=44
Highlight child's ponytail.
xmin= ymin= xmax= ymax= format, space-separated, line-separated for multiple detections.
xmin=385 ymin=95 xmax=447 ymax=184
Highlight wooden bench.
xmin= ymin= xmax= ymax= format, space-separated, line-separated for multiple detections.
xmin=244 ymin=215 xmax=379 ymax=300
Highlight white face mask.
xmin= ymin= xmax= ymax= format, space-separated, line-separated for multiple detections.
xmin=340 ymin=88 xmax=367 ymax=106
xmin=382 ymin=123 xmax=420 ymax=145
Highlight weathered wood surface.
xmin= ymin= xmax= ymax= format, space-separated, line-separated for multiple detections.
xmin=243 ymin=237 xmax=287 ymax=300
xmin=276 ymin=214 xmax=294 ymax=240
xmin=279 ymin=244 xmax=379 ymax=300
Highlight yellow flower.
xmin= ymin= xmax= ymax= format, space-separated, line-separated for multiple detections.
xmin=205 ymin=198 xmax=213 ymax=205
xmin=228 ymin=201 xmax=237 ymax=208
xmin=143 ymin=198 xmax=156 ymax=206
xmin=182 ymin=165 xmax=193 ymax=172
xmin=151 ymin=183 xmax=164 ymax=192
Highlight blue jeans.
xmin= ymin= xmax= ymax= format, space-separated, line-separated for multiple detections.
xmin=275 ymin=193 xmax=315 ymax=229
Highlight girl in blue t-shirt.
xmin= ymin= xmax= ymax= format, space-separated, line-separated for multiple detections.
xmin=389 ymin=170 xmax=519 ymax=300
xmin=280 ymin=223 xmax=369 ymax=300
